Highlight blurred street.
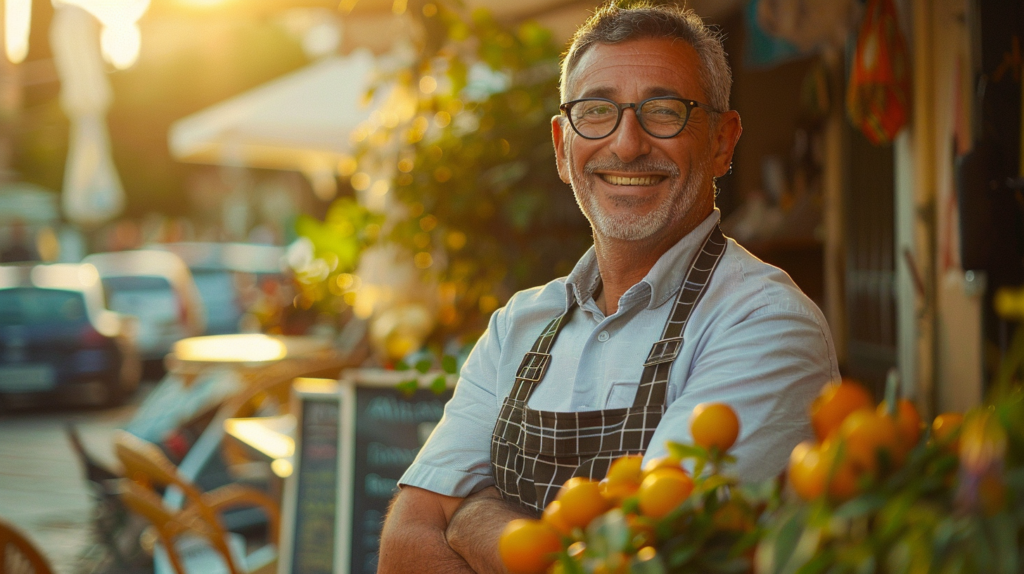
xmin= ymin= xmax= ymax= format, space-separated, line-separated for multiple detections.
xmin=0 ymin=381 xmax=153 ymax=574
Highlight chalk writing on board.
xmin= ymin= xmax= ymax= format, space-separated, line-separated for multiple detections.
xmin=350 ymin=386 xmax=453 ymax=574
xmin=364 ymin=395 xmax=445 ymax=423
xmin=290 ymin=400 xmax=340 ymax=574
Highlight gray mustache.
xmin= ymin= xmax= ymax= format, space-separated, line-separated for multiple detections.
xmin=583 ymin=158 xmax=679 ymax=176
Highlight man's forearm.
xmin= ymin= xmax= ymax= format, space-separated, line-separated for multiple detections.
xmin=446 ymin=487 xmax=538 ymax=574
xmin=378 ymin=486 xmax=474 ymax=574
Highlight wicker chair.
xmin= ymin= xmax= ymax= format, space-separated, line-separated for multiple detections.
xmin=113 ymin=431 xmax=279 ymax=574
xmin=0 ymin=518 xmax=53 ymax=574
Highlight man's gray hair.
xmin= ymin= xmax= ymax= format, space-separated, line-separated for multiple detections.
xmin=559 ymin=2 xmax=732 ymax=114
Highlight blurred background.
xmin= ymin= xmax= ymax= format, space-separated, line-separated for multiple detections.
xmin=0 ymin=0 xmax=1021 ymax=572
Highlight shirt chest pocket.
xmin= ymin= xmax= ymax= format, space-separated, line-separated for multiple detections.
xmin=605 ymin=381 xmax=639 ymax=408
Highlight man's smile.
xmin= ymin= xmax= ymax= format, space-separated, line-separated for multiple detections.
xmin=597 ymin=173 xmax=667 ymax=186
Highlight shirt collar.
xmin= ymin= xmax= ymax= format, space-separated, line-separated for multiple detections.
xmin=564 ymin=209 xmax=723 ymax=311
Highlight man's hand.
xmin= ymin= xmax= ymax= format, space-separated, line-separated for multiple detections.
xmin=378 ymin=486 xmax=474 ymax=573
xmin=446 ymin=487 xmax=537 ymax=574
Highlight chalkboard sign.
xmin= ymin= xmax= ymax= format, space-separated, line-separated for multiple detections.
xmin=278 ymin=371 xmax=454 ymax=574
xmin=278 ymin=378 xmax=348 ymax=574
xmin=346 ymin=371 xmax=453 ymax=574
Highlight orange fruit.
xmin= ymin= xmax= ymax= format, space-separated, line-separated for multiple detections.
xmin=690 ymin=402 xmax=741 ymax=453
xmin=878 ymin=399 xmax=922 ymax=455
xmin=820 ymin=438 xmax=861 ymax=502
xmin=788 ymin=440 xmax=827 ymax=501
xmin=839 ymin=409 xmax=902 ymax=471
xmin=932 ymin=412 xmax=965 ymax=451
xmin=642 ymin=455 xmax=682 ymax=474
xmin=498 ymin=519 xmax=562 ymax=574
xmin=556 ymin=478 xmax=611 ymax=530
xmin=602 ymin=455 xmax=644 ymax=501
xmin=810 ymin=379 xmax=873 ymax=441
xmin=637 ymin=467 xmax=694 ymax=519
xmin=541 ymin=500 xmax=574 ymax=537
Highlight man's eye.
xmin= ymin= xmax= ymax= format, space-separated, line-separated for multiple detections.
xmin=580 ymin=104 xmax=615 ymax=117
xmin=644 ymin=105 xmax=683 ymax=117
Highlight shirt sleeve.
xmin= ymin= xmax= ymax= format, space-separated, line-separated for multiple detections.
xmin=397 ymin=301 xmax=510 ymax=497
xmin=642 ymin=306 xmax=838 ymax=483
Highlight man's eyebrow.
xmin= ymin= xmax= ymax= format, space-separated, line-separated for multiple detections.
xmin=577 ymin=86 xmax=617 ymax=99
xmin=646 ymin=87 xmax=683 ymax=98
xmin=573 ymin=86 xmax=686 ymax=100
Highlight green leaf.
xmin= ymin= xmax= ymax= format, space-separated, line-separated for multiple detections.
xmin=586 ymin=508 xmax=630 ymax=555
xmin=395 ymin=379 xmax=417 ymax=396
xmin=628 ymin=551 xmax=666 ymax=574
xmin=430 ymin=375 xmax=447 ymax=395
xmin=699 ymin=474 xmax=735 ymax=493
xmin=556 ymin=553 xmax=586 ymax=574
xmin=667 ymin=442 xmax=708 ymax=461
xmin=394 ymin=359 xmax=410 ymax=371
xmin=768 ymin=508 xmax=808 ymax=573
xmin=442 ymin=355 xmax=458 ymax=374
xmin=832 ymin=492 xmax=887 ymax=519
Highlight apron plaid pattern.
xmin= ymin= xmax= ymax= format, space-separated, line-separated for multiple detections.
xmin=491 ymin=225 xmax=728 ymax=512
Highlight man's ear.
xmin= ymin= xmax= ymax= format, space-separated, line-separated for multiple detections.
xmin=551 ymin=115 xmax=571 ymax=185
xmin=711 ymin=110 xmax=742 ymax=178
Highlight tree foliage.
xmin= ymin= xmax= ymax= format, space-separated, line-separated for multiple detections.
xmin=317 ymin=1 xmax=592 ymax=344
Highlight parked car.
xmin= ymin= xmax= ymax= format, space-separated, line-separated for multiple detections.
xmin=148 ymin=242 xmax=286 ymax=335
xmin=0 ymin=263 xmax=141 ymax=407
xmin=84 ymin=250 xmax=206 ymax=361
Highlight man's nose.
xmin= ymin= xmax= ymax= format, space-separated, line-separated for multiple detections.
xmin=607 ymin=108 xmax=651 ymax=163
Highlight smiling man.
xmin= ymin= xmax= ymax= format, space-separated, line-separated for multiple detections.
xmin=379 ymin=3 xmax=839 ymax=572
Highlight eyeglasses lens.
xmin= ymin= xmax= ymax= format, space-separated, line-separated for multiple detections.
xmin=569 ymin=98 xmax=690 ymax=138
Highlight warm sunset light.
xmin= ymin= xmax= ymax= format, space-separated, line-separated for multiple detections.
xmin=173 ymin=334 xmax=288 ymax=363
xmin=100 ymin=21 xmax=141 ymax=69
xmin=59 ymin=0 xmax=150 ymax=69
xmin=4 ymin=0 xmax=31 ymax=63
xmin=176 ymin=0 xmax=229 ymax=6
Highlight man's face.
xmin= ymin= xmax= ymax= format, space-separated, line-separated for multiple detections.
xmin=553 ymin=38 xmax=739 ymax=243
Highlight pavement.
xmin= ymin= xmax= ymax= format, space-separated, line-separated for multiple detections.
xmin=0 ymin=391 xmax=150 ymax=574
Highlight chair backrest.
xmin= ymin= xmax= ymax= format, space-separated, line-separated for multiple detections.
xmin=116 ymin=479 xmax=234 ymax=574
xmin=114 ymin=432 xmax=242 ymax=574
xmin=114 ymin=431 xmax=205 ymax=503
xmin=0 ymin=518 xmax=53 ymax=574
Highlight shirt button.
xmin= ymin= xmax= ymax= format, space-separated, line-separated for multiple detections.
xmin=597 ymin=331 xmax=610 ymax=342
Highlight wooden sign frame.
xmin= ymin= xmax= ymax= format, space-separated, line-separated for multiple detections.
xmin=278 ymin=370 xmax=455 ymax=574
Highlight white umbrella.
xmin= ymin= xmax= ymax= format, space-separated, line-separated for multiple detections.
xmin=168 ymin=48 xmax=382 ymax=199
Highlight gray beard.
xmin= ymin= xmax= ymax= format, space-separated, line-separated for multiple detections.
xmin=569 ymin=155 xmax=710 ymax=241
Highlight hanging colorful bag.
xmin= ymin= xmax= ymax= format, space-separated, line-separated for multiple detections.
xmin=846 ymin=0 xmax=912 ymax=145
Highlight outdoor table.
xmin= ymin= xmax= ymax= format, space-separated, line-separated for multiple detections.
xmin=166 ymin=334 xmax=337 ymax=383
xmin=223 ymin=413 xmax=297 ymax=479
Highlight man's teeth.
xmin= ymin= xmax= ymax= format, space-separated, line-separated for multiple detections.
xmin=602 ymin=174 xmax=661 ymax=186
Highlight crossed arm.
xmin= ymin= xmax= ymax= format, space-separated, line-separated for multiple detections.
xmin=378 ymin=485 xmax=535 ymax=574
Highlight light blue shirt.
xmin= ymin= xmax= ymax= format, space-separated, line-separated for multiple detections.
xmin=400 ymin=210 xmax=840 ymax=496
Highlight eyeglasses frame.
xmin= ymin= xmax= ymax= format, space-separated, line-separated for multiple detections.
xmin=558 ymin=96 xmax=723 ymax=140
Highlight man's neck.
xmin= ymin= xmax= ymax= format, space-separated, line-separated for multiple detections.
xmin=592 ymin=207 xmax=713 ymax=316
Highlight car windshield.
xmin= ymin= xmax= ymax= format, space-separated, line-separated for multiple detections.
xmin=0 ymin=288 xmax=90 ymax=326
xmin=191 ymin=270 xmax=234 ymax=300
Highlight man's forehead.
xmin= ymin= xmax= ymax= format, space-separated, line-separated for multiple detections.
xmin=565 ymin=38 xmax=703 ymax=99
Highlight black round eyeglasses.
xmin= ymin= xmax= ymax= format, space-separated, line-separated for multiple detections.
xmin=558 ymin=96 xmax=723 ymax=140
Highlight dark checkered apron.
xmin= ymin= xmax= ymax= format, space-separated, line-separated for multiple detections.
xmin=490 ymin=225 xmax=727 ymax=513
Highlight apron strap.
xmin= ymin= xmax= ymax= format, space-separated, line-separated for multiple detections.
xmin=506 ymin=300 xmax=576 ymax=403
xmin=632 ymin=225 xmax=727 ymax=408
